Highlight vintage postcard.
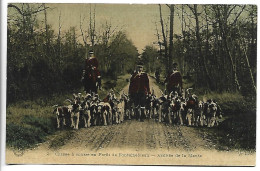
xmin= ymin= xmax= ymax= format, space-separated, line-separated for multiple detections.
xmin=4 ymin=1 xmax=256 ymax=166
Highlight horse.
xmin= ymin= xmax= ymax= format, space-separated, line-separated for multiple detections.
xmin=82 ymin=67 xmax=100 ymax=94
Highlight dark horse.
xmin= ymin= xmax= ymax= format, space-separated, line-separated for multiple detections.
xmin=82 ymin=68 xmax=100 ymax=94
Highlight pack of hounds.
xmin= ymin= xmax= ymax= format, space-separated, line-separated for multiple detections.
xmin=53 ymin=88 xmax=223 ymax=130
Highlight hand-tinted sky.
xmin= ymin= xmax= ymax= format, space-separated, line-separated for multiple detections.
xmin=43 ymin=3 xmax=175 ymax=53
xmin=8 ymin=3 xmax=252 ymax=53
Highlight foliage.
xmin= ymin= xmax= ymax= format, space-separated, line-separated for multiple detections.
xmin=6 ymin=116 xmax=56 ymax=150
xmin=6 ymin=98 xmax=56 ymax=149
xmin=7 ymin=6 xmax=85 ymax=103
xmin=156 ymin=5 xmax=257 ymax=97
xmin=7 ymin=4 xmax=138 ymax=104
xmin=141 ymin=45 xmax=161 ymax=73
xmin=198 ymin=111 xmax=256 ymax=151
xmin=48 ymin=130 xmax=74 ymax=149
xmin=217 ymin=111 xmax=256 ymax=150
xmin=98 ymin=74 xmax=130 ymax=100
xmin=6 ymin=73 xmax=130 ymax=150
xmin=96 ymin=31 xmax=139 ymax=79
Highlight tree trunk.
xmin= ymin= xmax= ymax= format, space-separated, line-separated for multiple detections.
xmin=238 ymin=26 xmax=256 ymax=92
xmin=159 ymin=4 xmax=169 ymax=73
xmin=215 ymin=6 xmax=241 ymax=91
xmin=168 ymin=5 xmax=174 ymax=71
xmin=190 ymin=5 xmax=213 ymax=90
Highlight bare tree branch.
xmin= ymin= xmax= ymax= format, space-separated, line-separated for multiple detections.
xmin=8 ymin=3 xmax=50 ymax=16
xmin=227 ymin=5 xmax=238 ymax=18
xmin=231 ymin=5 xmax=246 ymax=26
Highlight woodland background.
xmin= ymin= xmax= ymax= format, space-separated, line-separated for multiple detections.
xmin=6 ymin=4 xmax=256 ymax=151
xmin=7 ymin=4 xmax=256 ymax=104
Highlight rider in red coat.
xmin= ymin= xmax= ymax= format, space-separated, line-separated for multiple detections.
xmin=129 ymin=61 xmax=150 ymax=121
xmin=129 ymin=70 xmax=150 ymax=96
xmin=164 ymin=62 xmax=182 ymax=95
xmin=82 ymin=50 xmax=101 ymax=93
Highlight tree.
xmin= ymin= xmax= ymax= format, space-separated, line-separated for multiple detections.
xmin=141 ymin=45 xmax=159 ymax=73
xmin=158 ymin=4 xmax=169 ymax=73
xmin=157 ymin=4 xmax=257 ymax=95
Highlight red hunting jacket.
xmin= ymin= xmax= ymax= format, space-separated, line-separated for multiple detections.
xmin=165 ymin=70 xmax=182 ymax=91
xmin=129 ymin=71 xmax=151 ymax=95
xmin=84 ymin=57 xmax=101 ymax=78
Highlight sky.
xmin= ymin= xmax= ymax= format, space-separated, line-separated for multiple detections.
xmin=8 ymin=3 xmax=254 ymax=53
xmin=8 ymin=3 xmax=179 ymax=53
xmin=45 ymin=3 xmax=175 ymax=53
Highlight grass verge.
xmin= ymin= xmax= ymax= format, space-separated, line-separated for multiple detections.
xmin=152 ymin=74 xmax=256 ymax=151
xmin=6 ymin=74 xmax=130 ymax=150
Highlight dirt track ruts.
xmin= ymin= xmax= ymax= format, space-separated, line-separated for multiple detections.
xmin=55 ymin=76 xmax=214 ymax=152
xmin=6 ymin=76 xmax=256 ymax=166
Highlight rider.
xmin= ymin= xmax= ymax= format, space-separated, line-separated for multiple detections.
xmin=164 ymin=62 xmax=182 ymax=96
xmin=82 ymin=50 xmax=101 ymax=94
xmin=128 ymin=61 xmax=150 ymax=122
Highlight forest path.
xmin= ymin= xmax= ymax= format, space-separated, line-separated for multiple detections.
xmin=6 ymin=76 xmax=223 ymax=164
xmin=58 ymin=76 xmax=213 ymax=152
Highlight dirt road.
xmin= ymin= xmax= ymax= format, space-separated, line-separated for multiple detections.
xmin=5 ymin=76 xmax=255 ymax=165
xmin=58 ymin=76 xmax=213 ymax=152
